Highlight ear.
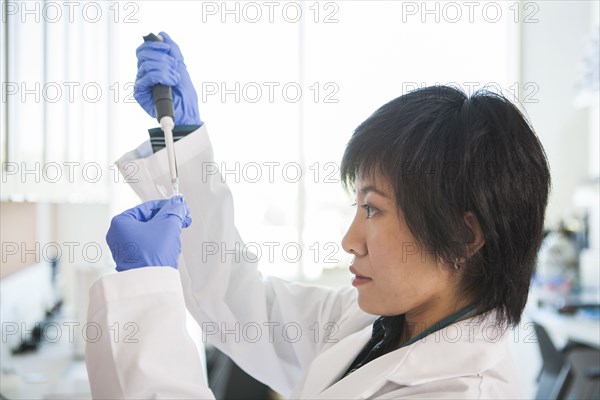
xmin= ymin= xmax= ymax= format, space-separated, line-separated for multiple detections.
xmin=463 ymin=211 xmax=485 ymax=256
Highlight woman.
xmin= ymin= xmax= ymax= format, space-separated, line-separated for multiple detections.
xmin=86 ymin=33 xmax=551 ymax=399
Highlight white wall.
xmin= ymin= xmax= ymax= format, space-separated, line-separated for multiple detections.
xmin=511 ymin=2 xmax=598 ymax=397
xmin=520 ymin=1 xmax=596 ymax=229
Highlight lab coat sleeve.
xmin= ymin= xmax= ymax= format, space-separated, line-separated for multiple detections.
xmin=116 ymin=124 xmax=375 ymax=396
xmin=85 ymin=267 xmax=215 ymax=400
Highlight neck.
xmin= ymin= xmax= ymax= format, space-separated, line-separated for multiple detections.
xmin=401 ymin=297 xmax=474 ymax=343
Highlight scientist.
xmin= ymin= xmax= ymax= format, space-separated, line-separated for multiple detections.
xmin=85 ymin=32 xmax=551 ymax=399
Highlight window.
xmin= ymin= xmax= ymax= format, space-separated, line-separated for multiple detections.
xmin=2 ymin=1 xmax=518 ymax=280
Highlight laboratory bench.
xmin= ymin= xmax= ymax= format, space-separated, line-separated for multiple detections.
xmin=0 ymin=334 xmax=91 ymax=400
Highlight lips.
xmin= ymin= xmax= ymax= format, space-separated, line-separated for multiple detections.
xmin=349 ymin=265 xmax=372 ymax=286
xmin=349 ymin=265 xmax=370 ymax=278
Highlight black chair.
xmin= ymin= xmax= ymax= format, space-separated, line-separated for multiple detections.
xmin=563 ymin=348 xmax=600 ymax=400
xmin=534 ymin=322 xmax=600 ymax=400
xmin=534 ymin=323 xmax=572 ymax=400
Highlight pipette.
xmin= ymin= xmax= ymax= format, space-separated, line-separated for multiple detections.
xmin=143 ymin=33 xmax=179 ymax=195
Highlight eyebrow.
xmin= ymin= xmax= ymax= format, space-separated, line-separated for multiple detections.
xmin=359 ymin=185 xmax=389 ymax=198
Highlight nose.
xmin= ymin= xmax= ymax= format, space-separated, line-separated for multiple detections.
xmin=341 ymin=214 xmax=367 ymax=257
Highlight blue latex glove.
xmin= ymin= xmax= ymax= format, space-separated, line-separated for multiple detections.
xmin=106 ymin=195 xmax=192 ymax=272
xmin=134 ymin=31 xmax=201 ymax=126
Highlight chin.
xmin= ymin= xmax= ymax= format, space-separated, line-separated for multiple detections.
xmin=356 ymin=296 xmax=385 ymax=316
xmin=357 ymin=295 xmax=405 ymax=317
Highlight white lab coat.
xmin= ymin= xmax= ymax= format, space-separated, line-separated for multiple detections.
xmin=86 ymin=125 xmax=523 ymax=399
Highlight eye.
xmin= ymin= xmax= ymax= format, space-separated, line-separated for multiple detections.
xmin=361 ymin=203 xmax=378 ymax=218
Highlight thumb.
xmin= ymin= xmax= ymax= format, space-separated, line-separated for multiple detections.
xmin=154 ymin=195 xmax=192 ymax=228
xmin=159 ymin=31 xmax=183 ymax=62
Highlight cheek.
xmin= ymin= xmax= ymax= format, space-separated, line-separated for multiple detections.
xmin=368 ymin=229 xmax=415 ymax=270
xmin=369 ymin=236 xmax=442 ymax=291
xmin=367 ymin=239 xmax=409 ymax=284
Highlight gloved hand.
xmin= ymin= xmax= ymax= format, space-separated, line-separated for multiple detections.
xmin=106 ymin=195 xmax=192 ymax=272
xmin=134 ymin=31 xmax=201 ymax=126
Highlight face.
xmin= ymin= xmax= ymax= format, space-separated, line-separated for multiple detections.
xmin=341 ymin=173 xmax=462 ymax=318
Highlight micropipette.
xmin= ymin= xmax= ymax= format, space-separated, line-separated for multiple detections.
xmin=143 ymin=33 xmax=179 ymax=195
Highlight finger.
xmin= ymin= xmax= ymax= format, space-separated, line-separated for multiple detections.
xmin=135 ymin=73 xmax=180 ymax=94
xmin=120 ymin=199 xmax=170 ymax=222
xmin=135 ymin=40 xmax=171 ymax=57
xmin=136 ymin=48 xmax=178 ymax=69
xmin=137 ymin=58 xmax=178 ymax=77
xmin=154 ymin=195 xmax=192 ymax=227
xmin=175 ymin=196 xmax=193 ymax=228
xmin=158 ymin=31 xmax=183 ymax=62
xmin=158 ymin=31 xmax=173 ymax=43
xmin=132 ymin=91 xmax=157 ymax=118
xmin=135 ymin=64 xmax=180 ymax=89
xmin=172 ymin=91 xmax=200 ymax=123
xmin=136 ymin=58 xmax=177 ymax=75
xmin=182 ymin=198 xmax=192 ymax=228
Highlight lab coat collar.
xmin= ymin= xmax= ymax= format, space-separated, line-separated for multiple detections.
xmin=300 ymin=311 xmax=508 ymax=399
xmin=298 ymin=324 xmax=375 ymax=399
xmin=386 ymin=312 xmax=509 ymax=386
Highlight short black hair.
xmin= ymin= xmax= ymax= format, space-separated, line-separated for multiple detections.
xmin=340 ymin=85 xmax=551 ymax=327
